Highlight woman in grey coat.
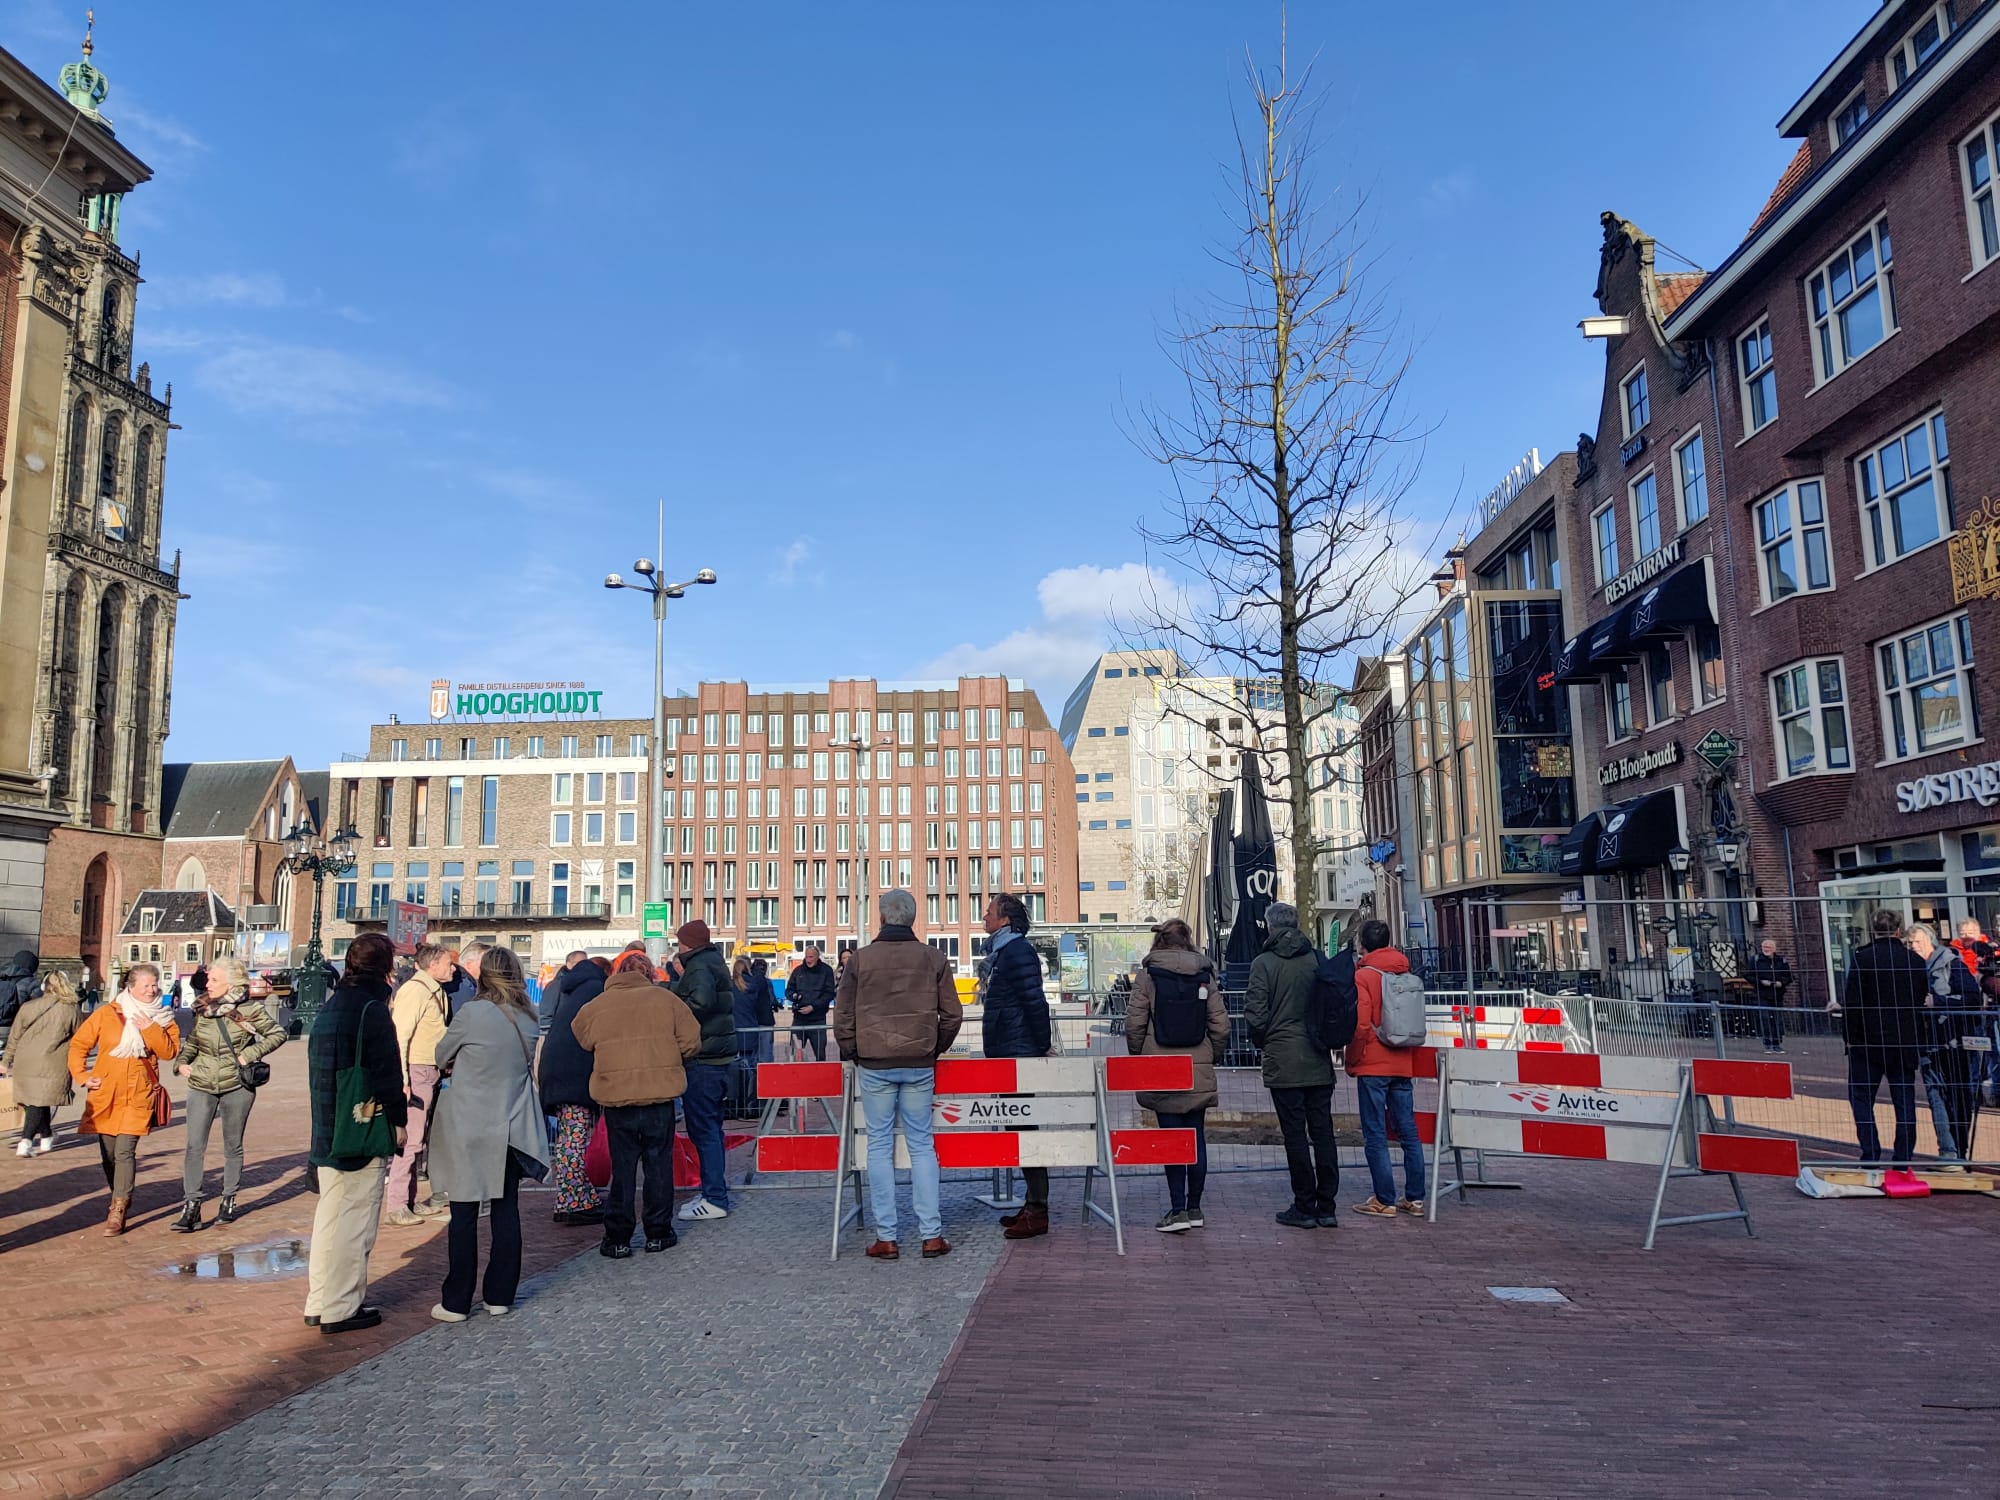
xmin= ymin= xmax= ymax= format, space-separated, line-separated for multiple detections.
xmin=426 ymin=948 xmax=550 ymax=1320
xmin=2 ymin=970 xmax=81 ymax=1155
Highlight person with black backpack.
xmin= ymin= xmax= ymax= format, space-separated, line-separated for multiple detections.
xmin=1124 ymin=920 xmax=1230 ymax=1233
xmin=1244 ymin=902 xmax=1340 ymax=1228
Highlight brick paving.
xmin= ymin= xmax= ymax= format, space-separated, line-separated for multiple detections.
xmin=885 ymin=1160 xmax=2000 ymax=1499
xmin=0 ymin=1048 xmax=591 ymax=1499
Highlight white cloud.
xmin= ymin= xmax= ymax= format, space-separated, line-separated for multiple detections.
xmin=920 ymin=562 xmax=1180 ymax=698
xmin=193 ymin=341 xmax=456 ymax=419
xmin=115 ymin=101 xmax=207 ymax=155
xmin=147 ymin=272 xmax=286 ymax=308
xmin=776 ymin=536 xmax=812 ymax=584
xmin=823 ymin=329 xmax=859 ymax=352
xmin=1422 ymin=170 xmax=1474 ymax=214
xmin=394 ymin=108 xmax=477 ymax=178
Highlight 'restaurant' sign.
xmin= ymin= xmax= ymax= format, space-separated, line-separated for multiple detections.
xmin=1599 ymin=740 xmax=1682 ymax=787
xmin=1604 ymin=536 xmax=1685 ymax=602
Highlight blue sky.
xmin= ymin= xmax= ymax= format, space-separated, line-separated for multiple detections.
xmin=10 ymin=0 xmax=1868 ymax=768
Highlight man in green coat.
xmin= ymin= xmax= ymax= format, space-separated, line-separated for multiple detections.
xmin=670 ymin=921 xmax=736 ymax=1221
xmin=1243 ymin=902 xmax=1338 ymax=1228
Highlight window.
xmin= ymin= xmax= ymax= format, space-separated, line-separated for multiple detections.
xmin=1605 ymin=676 xmax=1634 ymax=742
xmin=704 ymin=713 xmax=720 ymax=746
xmin=1630 ymin=471 xmax=1662 ymax=556
xmin=444 ymin=777 xmax=464 ymax=845
xmin=1878 ymin=612 xmax=1977 ymax=760
xmin=561 ymin=734 xmax=577 ymax=758
xmin=425 ymin=737 xmax=442 ymax=760
xmin=405 ymin=862 xmax=429 ymax=905
xmin=1963 ymin=110 xmax=2000 ymax=269
xmin=630 ymin=734 xmax=646 ymax=757
xmin=618 ymin=810 xmax=637 ymax=842
xmin=1858 ymin=411 xmax=1951 ymax=568
xmin=1643 ymin=641 xmax=1676 ymax=724
xmin=616 ymin=860 xmax=637 ymax=917
xmin=1593 ymin=504 xmax=1619 ymax=585
xmin=1810 ymin=218 xmax=1895 ymax=381
xmin=1755 ymin=480 xmax=1833 ymax=603
xmin=1673 ymin=432 xmax=1708 ymax=526
xmin=552 ymin=811 xmax=572 ymax=844
xmin=1772 ymin=659 xmax=1852 ymax=778
xmin=1832 ymin=88 xmax=1870 ymax=148
xmin=479 ymin=777 xmax=498 ymax=846
xmin=1087 ymin=727 xmax=1106 ymax=738
xmin=1738 ymin=319 xmax=1778 ymax=435
xmin=1892 ymin=2 xmax=1954 ymax=88
xmin=494 ymin=736 xmax=510 ymax=761
xmin=527 ymin=735 xmax=543 ymax=759
xmin=511 ymin=860 xmax=533 ymax=911
xmin=1692 ymin=622 xmax=1727 ymax=706
xmin=619 ymin=771 xmax=638 ymax=801
xmin=390 ymin=738 xmax=407 ymax=762
xmin=724 ymin=713 xmax=740 ymax=746
xmin=1621 ymin=365 xmax=1649 ymax=437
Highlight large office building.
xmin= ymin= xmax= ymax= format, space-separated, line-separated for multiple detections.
xmin=1060 ymin=651 xmax=1361 ymax=928
xmin=654 ymin=678 xmax=1077 ymax=970
xmin=323 ymin=698 xmax=657 ymax=965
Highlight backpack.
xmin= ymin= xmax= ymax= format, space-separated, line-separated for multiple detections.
xmin=1373 ymin=968 xmax=1429 ymax=1049
xmin=1146 ymin=963 xmax=1211 ymax=1049
xmin=1306 ymin=950 xmax=1359 ymax=1054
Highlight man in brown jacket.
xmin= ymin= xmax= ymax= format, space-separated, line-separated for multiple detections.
xmin=571 ymin=952 xmax=702 ymax=1258
xmin=835 ymin=889 xmax=962 ymax=1260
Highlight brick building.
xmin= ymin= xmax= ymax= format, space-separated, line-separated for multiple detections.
xmin=1665 ymin=0 xmax=2000 ymax=977
xmin=323 ymin=714 xmax=656 ymax=965
xmin=656 ymin=678 xmax=1076 ymax=971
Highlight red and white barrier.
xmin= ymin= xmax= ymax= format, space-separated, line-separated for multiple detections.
xmin=1424 ymin=1047 xmax=1800 ymax=1248
xmin=755 ymin=1054 xmax=1197 ymax=1257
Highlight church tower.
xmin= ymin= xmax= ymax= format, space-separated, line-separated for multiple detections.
xmin=27 ymin=17 xmax=180 ymax=977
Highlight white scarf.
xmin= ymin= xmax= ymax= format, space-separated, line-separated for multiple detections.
xmin=108 ymin=994 xmax=156 ymax=1059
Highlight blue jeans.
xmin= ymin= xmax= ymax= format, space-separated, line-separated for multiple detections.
xmin=1356 ymin=1075 xmax=1426 ymax=1205
xmin=858 ymin=1067 xmax=942 ymax=1242
xmin=1152 ymin=1108 xmax=1209 ymax=1212
xmin=681 ymin=1065 xmax=732 ymax=1208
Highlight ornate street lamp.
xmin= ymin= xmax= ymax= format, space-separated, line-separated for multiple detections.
xmin=284 ymin=819 xmax=359 ymax=1034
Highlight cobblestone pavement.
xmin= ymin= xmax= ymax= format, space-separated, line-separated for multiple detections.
xmin=0 ymin=1048 xmax=597 ymax=1499
xmin=100 ymin=1181 xmax=1004 ymax=1499
xmin=886 ymin=1159 xmax=2000 ymax=1499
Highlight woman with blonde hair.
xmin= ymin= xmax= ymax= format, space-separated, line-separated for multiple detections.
xmin=427 ymin=947 xmax=550 ymax=1319
xmin=172 ymin=956 xmax=286 ymax=1231
xmin=3 ymin=969 xmax=82 ymax=1156
xmin=68 ymin=963 xmax=180 ymax=1236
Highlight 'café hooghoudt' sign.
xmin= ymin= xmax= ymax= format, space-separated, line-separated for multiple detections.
xmin=1599 ymin=740 xmax=1681 ymax=788
xmin=431 ymin=678 xmax=604 ymax=720
xmin=1896 ymin=758 xmax=2000 ymax=813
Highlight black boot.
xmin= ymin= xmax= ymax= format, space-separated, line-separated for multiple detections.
xmin=172 ymin=1199 xmax=205 ymax=1234
xmin=215 ymin=1194 xmax=239 ymax=1224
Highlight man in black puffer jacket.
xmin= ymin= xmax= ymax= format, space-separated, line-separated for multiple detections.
xmin=786 ymin=945 xmax=837 ymax=1062
xmin=0 ymin=949 xmax=40 ymax=1051
xmin=670 ymin=921 xmax=736 ymax=1222
xmin=980 ymin=893 xmax=1053 ymax=1238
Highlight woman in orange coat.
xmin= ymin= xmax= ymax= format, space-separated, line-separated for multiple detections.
xmin=67 ymin=962 xmax=180 ymax=1236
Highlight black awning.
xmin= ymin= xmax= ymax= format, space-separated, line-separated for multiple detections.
xmin=1623 ymin=557 xmax=1717 ymax=640
xmin=1555 ymin=787 xmax=1686 ymax=876
xmin=1550 ymin=559 xmax=1716 ymax=684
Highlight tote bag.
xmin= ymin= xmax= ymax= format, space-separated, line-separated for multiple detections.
xmin=328 ymin=1001 xmax=397 ymax=1160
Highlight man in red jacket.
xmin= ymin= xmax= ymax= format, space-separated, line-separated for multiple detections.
xmin=1344 ymin=920 xmax=1426 ymax=1219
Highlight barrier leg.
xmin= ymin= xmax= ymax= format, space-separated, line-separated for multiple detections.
xmin=1644 ymin=1070 xmax=1753 ymax=1249
xmin=1089 ymin=1063 xmax=1125 ymax=1255
xmin=974 ymin=1167 xmax=1024 ymax=1211
xmin=830 ymin=1064 xmax=857 ymax=1262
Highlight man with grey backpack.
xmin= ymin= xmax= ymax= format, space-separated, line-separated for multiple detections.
xmin=1343 ymin=920 xmax=1427 ymax=1219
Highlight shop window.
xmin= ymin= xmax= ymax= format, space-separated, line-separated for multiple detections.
xmin=1877 ymin=611 xmax=1977 ymax=761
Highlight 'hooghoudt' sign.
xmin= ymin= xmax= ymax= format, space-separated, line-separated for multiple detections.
xmin=1897 ymin=758 xmax=2000 ymax=813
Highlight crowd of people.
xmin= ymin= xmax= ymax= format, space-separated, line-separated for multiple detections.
xmin=8 ymin=887 xmax=1997 ymax=1331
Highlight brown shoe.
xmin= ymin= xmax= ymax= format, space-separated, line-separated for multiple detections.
xmin=1003 ymin=1205 xmax=1049 ymax=1240
xmin=998 ymin=1207 xmax=1027 ymax=1227
xmin=865 ymin=1238 xmax=900 ymax=1260
xmin=921 ymin=1236 xmax=952 ymax=1258
xmin=103 ymin=1196 xmax=129 ymax=1237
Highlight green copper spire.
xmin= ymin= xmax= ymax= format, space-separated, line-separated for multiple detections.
xmin=59 ymin=9 xmax=108 ymax=115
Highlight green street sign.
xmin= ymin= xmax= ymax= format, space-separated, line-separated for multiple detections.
xmin=641 ymin=902 xmax=672 ymax=940
xmin=1695 ymin=730 xmax=1738 ymax=770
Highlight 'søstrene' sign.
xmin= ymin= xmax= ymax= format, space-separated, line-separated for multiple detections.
xmin=1896 ymin=759 xmax=2000 ymax=813
xmin=431 ymin=678 xmax=603 ymax=720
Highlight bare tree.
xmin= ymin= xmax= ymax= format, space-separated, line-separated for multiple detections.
xmin=1128 ymin=35 xmax=1436 ymax=911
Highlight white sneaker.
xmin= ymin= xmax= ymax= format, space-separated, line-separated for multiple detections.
xmin=677 ymin=1197 xmax=730 ymax=1222
xmin=483 ymin=1302 xmax=510 ymax=1316
xmin=14 ymin=1139 xmax=30 ymax=1158
xmin=33 ymin=1137 xmax=52 ymax=1155
xmin=429 ymin=1304 xmax=469 ymax=1323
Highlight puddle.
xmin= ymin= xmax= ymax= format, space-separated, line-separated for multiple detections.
xmin=165 ymin=1239 xmax=309 ymax=1280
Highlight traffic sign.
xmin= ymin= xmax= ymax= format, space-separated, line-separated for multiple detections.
xmin=1694 ymin=730 xmax=1738 ymax=770
xmin=641 ymin=902 xmax=672 ymax=940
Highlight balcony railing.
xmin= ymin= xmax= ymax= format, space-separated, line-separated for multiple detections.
xmin=341 ymin=900 xmax=611 ymax=924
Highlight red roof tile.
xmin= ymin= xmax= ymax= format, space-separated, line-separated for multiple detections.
xmin=1656 ymin=272 xmax=1705 ymax=318
xmin=1748 ymin=141 xmax=1813 ymax=235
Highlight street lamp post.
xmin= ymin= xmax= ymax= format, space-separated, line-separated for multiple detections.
xmin=849 ymin=732 xmax=893 ymax=951
xmin=282 ymin=819 xmax=359 ymax=1035
xmin=607 ymin=557 xmax=717 ymax=964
